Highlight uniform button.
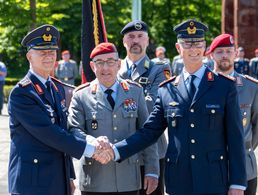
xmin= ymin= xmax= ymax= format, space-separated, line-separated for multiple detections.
xmin=113 ymin=126 xmax=117 ymax=131
xmin=130 ymin=114 xmax=134 ymax=118
xmin=89 ymin=162 xmax=92 ymax=165
xmin=211 ymin=109 xmax=216 ymax=114
xmin=248 ymin=148 xmax=252 ymax=152
xmin=191 ymin=155 xmax=195 ymax=159
xmin=33 ymin=159 xmax=38 ymax=163
xmin=191 ymin=139 xmax=195 ymax=144
xmin=244 ymin=112 xmax=247 ymax=116
xmin=167 ymin=158 xmax=170 ymax=162
xmin=136 ymin=159 xmax=139 ymax=163
xmin=172 ymin=113 xmax=175 ymax=117
xmin=114 ymin=139 xmax=118 ymax=142
xmin=190 ymin=109 xmax=194 ymax=113
xmin=220 ymin=155 xmax=224 ymax=160
xmin=113 ymin=114 xmax=117 ymax=118
xmin=190 ymin=123 xmax=195 ymax=128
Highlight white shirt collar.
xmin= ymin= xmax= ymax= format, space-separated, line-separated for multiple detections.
xmin=99 ymin=80 xmax=119 ymax=93
xmin=183 ymin=65 xmax=206 ymax=81
xmin=126 ymin=56 xmax=145 ymax=68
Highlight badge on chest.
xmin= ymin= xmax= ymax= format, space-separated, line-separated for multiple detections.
xmin=46 ymin=104 xmax=55 ymax=124
xmin=91 ymin=113 xmax=98 ymax=130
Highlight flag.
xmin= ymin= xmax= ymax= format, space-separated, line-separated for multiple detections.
xmin=81 ymin=0 xmax=107 ymax=83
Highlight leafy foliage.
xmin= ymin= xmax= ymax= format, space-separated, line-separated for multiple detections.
xmin=0 ymin=0 xmax=221 ymax=77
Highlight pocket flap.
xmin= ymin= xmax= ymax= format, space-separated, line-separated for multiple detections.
xmin=203 ymin=107 xmax=224 ymax=115
xmin=85 ymin=111 xmax=104 ymax=120
xmin=122 ymin=109 xmax=138 ymax=118
xmin=165 ymin=108 xmax=183 ymax=118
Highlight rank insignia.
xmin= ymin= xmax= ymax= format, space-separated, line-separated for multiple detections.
xmin=51 ymin=118 xmax=55 ymax=124
xmin=123 ymin=98 xmax=137 ymax=112
xmin=207 ymin=72 xmax=214 ymax=81
xmin=169 ymin=101 xmax=179 ymax=107
xmin=164 ymin=69 xmax=171 ymax=80
xmin=35 ymin=84 xmax=43 ymax=95
xmin=187 ymin=21 xmax=196 ymax=34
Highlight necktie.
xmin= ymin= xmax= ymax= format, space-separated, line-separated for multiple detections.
xmin=105 ymin=89 xmax=115 ymax=109
xmin=45 ymin=81 xmax=55 ymax=104
xmin=188 ymin=75 xmax=196 ymax=100
xmin=128 ymin=64 xmax=136 ymax=78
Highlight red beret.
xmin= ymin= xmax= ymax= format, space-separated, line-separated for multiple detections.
xmin=206 ymin=33 xmax=234 ymax=55
xmin=90 ymin=42 xmax=117 ymax=59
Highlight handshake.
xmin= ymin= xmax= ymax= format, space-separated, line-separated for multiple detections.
xmin=92 ymin=136 xmax=115 ymax=164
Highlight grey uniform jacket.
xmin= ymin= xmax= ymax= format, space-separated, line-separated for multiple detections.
xmin=234 ymin=72 xmax=258 ymax=180
xmin=56 ymin=60 xmax=78 ymax=85
xmin=118 ymin=56 xmax=170 ymax=159
xmin=68 ymin=79 xmax=159 ymax=192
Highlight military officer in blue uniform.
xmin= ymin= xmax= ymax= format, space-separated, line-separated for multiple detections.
xmin=118 ymin=20 xmax=171 ymax=195
xmin=234 ymin=47 xmax=250 ymax=75
xmin=206 ymin=33 xmax=258 ymax=195
xmin=96 ymin=19 xmax=247 ymax=195
xmin=8 ymin=24 xmax=105 ymax=195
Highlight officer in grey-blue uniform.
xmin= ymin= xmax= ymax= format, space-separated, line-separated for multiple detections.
xmin=68 ymin=42 xmax=159 ymax=195
xmin=7 ymin=24 xmax=92 ymax=195
xmin=118 ymin=20 xmax=170 ymax=195
xmin=171 ymin=55 xmax=184 ymax=76
xmin=249 ymin=48 xmax=258 ymax=79
xmin=114 ymin=19 xmax=247 ymax=195
xmin=207 ymin=33 xmax=258 ymax=195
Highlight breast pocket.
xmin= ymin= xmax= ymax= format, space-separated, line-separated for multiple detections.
xmin=203 ymin=107 xmax=224 ymax=130
xmin=165 ymin=108 xmax=184 ymax=129
xmin=122 ymin=109 xmax=138 ymax=131
xmin=85 ymin=111 xmax=104 ymax=135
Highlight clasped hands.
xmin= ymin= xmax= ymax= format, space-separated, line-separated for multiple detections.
xmin=92 ymin=136 xmax=114 ymax=164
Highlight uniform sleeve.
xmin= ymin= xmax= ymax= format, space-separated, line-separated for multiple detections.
xmin=9 ymin=87 xmax=86 ymax=159
xmin=225 ymin=82 xmax=247 ymax=186
xmin=137 ymin=88 xmax=160 ymax=176
xmin=115 ymin=88 xmax=167 ymax=161
xmin=251 ymin=86 xmax=258 ymax=149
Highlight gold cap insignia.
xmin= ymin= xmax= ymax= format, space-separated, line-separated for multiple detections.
xmin=46 ymin=27 xmax=51 ymax=31
xmin=187 ymin=21 xmax=196 ymax=34
xmin=42 ymin=34 xmax=52 ymax=42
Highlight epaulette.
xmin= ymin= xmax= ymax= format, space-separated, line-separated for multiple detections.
xmin=244 ymin=75 xmax=258 ymax=84
xmin=218 ymin=72 xmax=236 ymax=81
xmin=159 ymin=76 xmax=176 ymax=87
xmin=74 ymin=83 xmax=90 ymax=93
xmin=126 ymin=79 xmax=142 ymax=88
xmin=18 ymin=77 xmax=32 ymax=87
xmin=120 ymin=80 xmax=129 ymax=91
xmin=52 ymin=76 xmax=75 ymax=89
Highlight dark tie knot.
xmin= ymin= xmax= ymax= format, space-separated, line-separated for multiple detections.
xmin=189 ymin=75 xmax=196 ymax=82
xmin=105 ymin=88 xmax=113 ymax=95
xmin=45 ymin=80 xmax=51 ymax=91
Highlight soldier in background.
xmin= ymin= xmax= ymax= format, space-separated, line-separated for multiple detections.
xmin=234 ymin=47 xmax=250 ymax=75
xmin=207 ymin=33 xmax=258 ymax=195
xmin=151 ymin=46 xmax=171 ymax=66
xmin=249 ymin=48 xmax=258 ymax=79
xmin=56 ymin=50 xmax=78 ymax=85
xmin=118 ymin=20 xmax=170 ymax=195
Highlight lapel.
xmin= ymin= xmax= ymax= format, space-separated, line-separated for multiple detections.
xmin=176 ymin=73 xmax=191 ymax=103
xmin=51 ymin=81 xmax=64 ymax=120
xmin=118 ymin=59 xmax=130 ymax=79
xmin=92 ymin=79 xmax=113 ymax=111
xmin=191 ymin=68 xmax=214 ymax=107
xmin=27 ymin=72 xmax=54 ymax=107
xmin=131 ymin=56 xmax=149 ymax=81
xmin=113 ymin=81 xmax=128 ymax=111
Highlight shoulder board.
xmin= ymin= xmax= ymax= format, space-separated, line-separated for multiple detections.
xmin=18 ymin=77 xmax=32 ymax=87
xmin=244 ymin=75 xmax=258 ymax=84
xmin=159 ymin=76 xmax=176 ymax=87
xmin=126 ymin=79 xmax=142 ymax=88
xmin=120 ymin=80 xmax=129 ymax=91
xmin=218 ymin=72 xmax=236 ymax=81
xmin=50 ymin=76 xmax=63 ymax=85
xmin=74 ymin=83 xmax=90 ymax=93
xmin=52 ymin=77 xmax=75 ymax=89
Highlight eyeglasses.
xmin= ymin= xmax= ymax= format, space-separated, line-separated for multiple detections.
xmin=93 ymin=59 xmax=118 ymax=67
xmin=179 ymin=41 xmax=205 ymax=49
